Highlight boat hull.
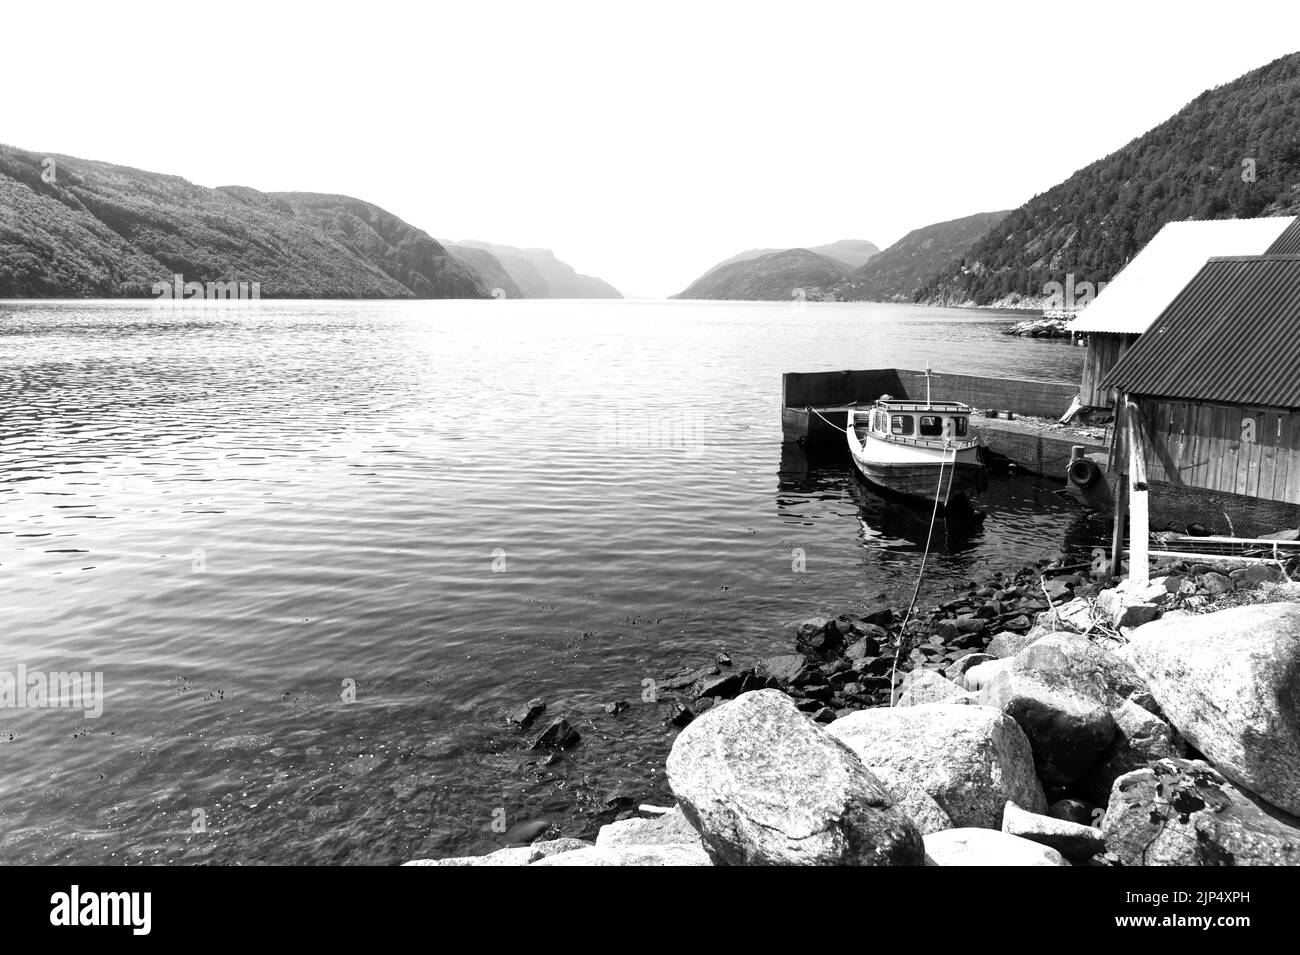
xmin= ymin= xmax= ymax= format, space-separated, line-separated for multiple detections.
xmin=847 ymin=415 xmax=986 ymax=505
xmin=851 ymin=459 xmax=986 ymax=504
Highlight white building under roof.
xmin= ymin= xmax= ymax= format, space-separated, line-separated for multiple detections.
xmin=1068 ymin=216 xmax=1296 ymax=406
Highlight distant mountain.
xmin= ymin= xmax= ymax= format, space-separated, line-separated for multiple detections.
xmin=808 ymin=239 xmax=880 ymax=269
xmin=672 ymin=248 xmax=851 ymax=300
xmin=914 ymin=52 xmax=1300 ymax=306
xmin=701 ymin=238 xmax=878 ymax=275
xmin=0 ymin=144 xmax=487 ymax=298
xmin=836 ymin=211 xmax=1010 ymax=302
xmin=445 ymin=245 xmax=523 ymax=298
xmin=448 ymin=240 xmax=622 ymax=298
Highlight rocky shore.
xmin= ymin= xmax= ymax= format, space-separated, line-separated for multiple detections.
xmin=1004 ymin=315 xmax=1073 ymax=338
xmin=407 ymin=552 xmax=1300 ymax=865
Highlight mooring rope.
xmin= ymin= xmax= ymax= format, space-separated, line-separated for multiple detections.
xmin=889 ymin=443 xmax=953 ymax=705
xmin=815 ymin=401 xmax=954 ymax=703
xmin=807 ymin=405 xmax=850 ymax=434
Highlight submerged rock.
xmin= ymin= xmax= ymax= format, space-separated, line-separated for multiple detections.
xmin=530 ymin=718 xmax=581 ymax=750
xmin=666 ymin=690 xmax=923 ymax=865
xmin=507 ymin=698 xmax=546 ymax=729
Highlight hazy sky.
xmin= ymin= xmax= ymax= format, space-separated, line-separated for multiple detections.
xmin=6 ymin=1 xmax=1300 ymax=297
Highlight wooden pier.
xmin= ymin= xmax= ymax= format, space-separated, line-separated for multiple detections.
xmin=781 ymin=368 xmax=1100 ymax=478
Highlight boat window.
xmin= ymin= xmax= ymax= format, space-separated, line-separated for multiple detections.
xmin=918 ymin=415 xmax=943 ymax=437
xmin=954 ymin=417 xmax=968 ymax=437
xmin=890 ymin=414 xmax=913 ymax=436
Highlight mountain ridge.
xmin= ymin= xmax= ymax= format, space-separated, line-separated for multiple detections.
xmin=912 ymin=52 xmax=1300 ymax=307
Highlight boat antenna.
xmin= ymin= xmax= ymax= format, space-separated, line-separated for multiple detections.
xmin=926 ymin=364 xmax=932 ymax=406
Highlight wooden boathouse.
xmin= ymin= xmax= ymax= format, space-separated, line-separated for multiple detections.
xmin=1106 ymin=254 xmax=1300 ymax=506
xmin=1102 ymin=253 xmax=1300 ymax=579
xmin=1068 ymin=216 xmax=1296 ymax=408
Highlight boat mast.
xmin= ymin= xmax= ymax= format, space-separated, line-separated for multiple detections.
xmin=925 ymin=364 xmax=932 ymax=406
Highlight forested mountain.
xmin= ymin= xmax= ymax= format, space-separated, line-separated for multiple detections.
xmin=836 ymin=211 xmax=1009 ymax=302
xmin=914 ymin=52 xmax=1300 ymax=306
xmin=0 ymin=144 xmax=487 ymax=298
xmin=672 ymin=248 xmax=851 ymax=300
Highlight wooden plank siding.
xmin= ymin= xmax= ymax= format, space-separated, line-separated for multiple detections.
xmin=1139 ymin=397 xmax=1300 ymax=504
xmin=1082 ymin=333 xmax=1139 ymax=408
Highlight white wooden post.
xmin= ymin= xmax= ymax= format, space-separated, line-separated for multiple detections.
xmin=1125 ymin=396 xmax=1149 ymax=587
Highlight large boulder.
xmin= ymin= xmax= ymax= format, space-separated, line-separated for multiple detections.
xmin=868 ymin=765 xmax=953 ymax=835
xmin=923 ymin=828 xmax=1068 ymax=866
xmin=1002 ymin=801 xmax=1104 ymax=861
xmin=403 ymin=837 xmax=592 ymax=866
xmin=986 ymin=627 xmax=1051 ymax=659
xmin=1013 ymin=632 xmax=1155 ymax=711
xmin=666 ymin=690 xmax=924 ymax=865
xmin=981 ymin=668 xmax=1115 ymax=787
xmin=1080 ymin=698 xmax=1182 ymax=802
xmin=530 ymin=843 xmax=713 ymax=866
xmin=1101 ymin=758 xmax=1300 ymax=866
xmin=595 ymin=807 xmax=703 ymax=848
xmin=958 ymin=657 xmax=1013 ymax=692
xmin=828 ymin=703 xmax=1046 ymax=828
xmin=896 ymin=668 xmax=974 ymax=706
xmin=1125 ymin=603 xmax=1300 ymax=816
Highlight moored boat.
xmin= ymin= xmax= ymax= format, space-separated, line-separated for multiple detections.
xmin=846 ymin=394 xmax=986 ymax=506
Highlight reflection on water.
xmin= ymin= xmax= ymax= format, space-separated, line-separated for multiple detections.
xmin=0 ymin=298 xmax=1086 ymax=863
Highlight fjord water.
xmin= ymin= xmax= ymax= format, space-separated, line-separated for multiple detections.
xmin=0 ymin=299 xmax=1090 ymax=864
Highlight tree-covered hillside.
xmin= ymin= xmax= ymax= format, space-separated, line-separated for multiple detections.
xmin=836 ymin=211 xmax=1009 ymax=302
xmin=0 ymin=144 xmax=488 ymax=298
xmin=915 ymin=52 xmax=1300 ymax=305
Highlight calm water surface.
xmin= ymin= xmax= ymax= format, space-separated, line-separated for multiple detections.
xmin=0 ymin=299 xmax=1097 ymax=864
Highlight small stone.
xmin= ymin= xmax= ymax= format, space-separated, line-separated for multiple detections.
xmin=530 ymin=718 xmax=581 ymax=750
xmin=1002 ymin=801 xmax=1104 ymax=860
xmin=503 ymin=818 xmax=552 ymax=844
xmin=508 ymin=698 xmax=547 ymax=729
xmin=603 ymin=700 xmax=630 ymax=715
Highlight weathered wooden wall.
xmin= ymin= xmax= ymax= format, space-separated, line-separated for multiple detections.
xmin=1140 ymin=398 xmax=1300 ymax=504
xmin=1080 ymin=333 xmax=1137 ymax=408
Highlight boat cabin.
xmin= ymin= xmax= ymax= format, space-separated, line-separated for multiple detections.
xmin=864 ymin=399 xmax=973 ymax=444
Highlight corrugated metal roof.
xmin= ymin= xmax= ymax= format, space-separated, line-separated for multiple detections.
xmin=1266 ymin=218 xmax=1300 ymax=254
xmin=1067 ymin=217 xmax=1295 ymax=334
xmin=1104 ymin=255 xmax=1300 ymax=409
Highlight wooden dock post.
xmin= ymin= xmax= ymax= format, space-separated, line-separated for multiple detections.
xmin=1110 ymin=398 xmax=1128 ymax=578
xmin=1125 ymin=396 xmax=1151 ymax=587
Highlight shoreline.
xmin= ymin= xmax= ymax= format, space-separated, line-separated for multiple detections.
xmin=410 ymin=544 xmax=1300 ymax=865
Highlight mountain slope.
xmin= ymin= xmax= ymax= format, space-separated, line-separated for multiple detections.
xmin=808 ymin=239 xmax=880 ymax=269
xmin=914 ymin=52 xmax=1300 ymax=306
xmin=450 ymin=240 xmax=622 ymax=298
xmin=672 ymin=248 xmax=851 ymax=300
xmin=445 ymin=244 xmax=523 ymax=298
xmin=837 ymin=211 xmax=1010 ymax=301
xmin=0 ymin=143 xmax=488 ymax=298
